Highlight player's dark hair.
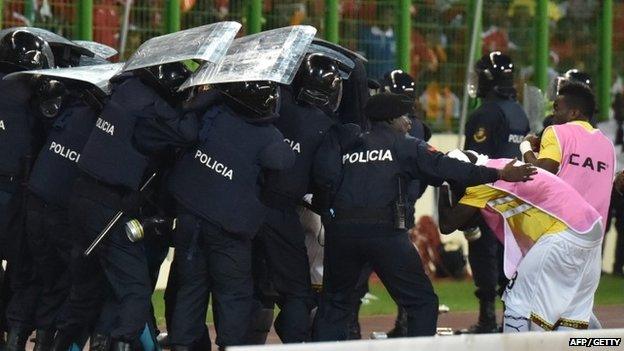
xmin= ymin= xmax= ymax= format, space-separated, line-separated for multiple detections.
xmin=558 ymin=81 xmax=596 ymax=119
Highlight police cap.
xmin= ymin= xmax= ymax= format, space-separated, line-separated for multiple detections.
xmin=365 ymin=92 xmax=412 ymax=122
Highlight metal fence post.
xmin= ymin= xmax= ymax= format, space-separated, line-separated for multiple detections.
xmin=599 ymin=0 xmax=613 ymax=122
xmin=396 ymin=0 xmax=411 ymax=72
xmin=248 ymin=0 xmax=262 ymax=34
xmin=534 ymin=0 xmax=548 ymax=92
xmin=24 ymin=0 xmax=35 ymax=25
xmin=78 ymin=0 xmax=93 ymax=40
xmin=325 ymin=0 xmax=339 ymax=43
xmin=165 ymin=0 xmax=181 ymax=33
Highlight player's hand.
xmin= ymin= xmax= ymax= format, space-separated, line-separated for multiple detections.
xmin=524 ymin=134 xmax=540 ymax=152
xmin=498 ymin=159 xmax=537 ymax=182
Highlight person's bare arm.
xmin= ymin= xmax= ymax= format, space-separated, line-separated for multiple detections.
xmin=521 ymin=134 xmax=560 ymax=174
xmin=437 ymin=185 xmax=479 ymax=234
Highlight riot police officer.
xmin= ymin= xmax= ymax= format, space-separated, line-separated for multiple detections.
xmin=24 ymin=70 xmax=115 ymax=351
xmin=381 ymin=70 xmax=431 ymax=141
xmin=0 ymin=29 xmax=56 ymax=351
xmin=463 ymin=51 xmax=530 ymax=333
xmin=311 ymin=92 xmax=535 ymax=341
xmin=54 ymin=62 xmax=197 ymax=351
xmin=248 ymin=53 xmax=342 ymax=344
xmin=166 ymin=80 xmax=295 ymax=350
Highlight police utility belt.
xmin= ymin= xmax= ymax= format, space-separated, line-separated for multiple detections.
xmin=333 ymin=206 xmax=407 ymax=230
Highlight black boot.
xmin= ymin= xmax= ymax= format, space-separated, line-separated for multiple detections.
xmin=386 ymin=306 xmax=407 ymax=338
xmin=347 ymin=303 xmax=362 ymax=340
xmin=89 ymin=334 xmax=110 ymax=351
xmin=466 ymin=299 xmax=498 ymax=333
xmin=50 ymin=332 xmax=74 ymax=351
xmin=33 ymin=329 xmax=55 ymax=351
xmin=5 ymin=328 xmax=28 ymax=351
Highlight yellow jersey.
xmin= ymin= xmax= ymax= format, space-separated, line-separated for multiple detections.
xmin=459 ymin=184 xmax=568 ymax=243
xmin=539 ymin=121 xmax=595 ymax=163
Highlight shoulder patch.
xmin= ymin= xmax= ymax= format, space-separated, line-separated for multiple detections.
xmin=473 ymin=127 xmax=487 ymax=143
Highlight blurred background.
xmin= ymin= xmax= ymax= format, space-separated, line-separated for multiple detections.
xmin=0 ymin=0 xmax=620 ymax=133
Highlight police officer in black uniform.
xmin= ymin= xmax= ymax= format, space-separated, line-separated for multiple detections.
xmin=463 ymin=51 xmax=529 ymax=333
xmin=346 ymin=69 xmax=434 ymax=340
xmin=167 ymin=80 xmax=295 ymax=350
xmin=0 ymin=29 xmax=57 ymax=351
xmin=381 ymin=70 xmax=431 ymax=142
xmin=54 ymin=62 xmax=196 ymax=351
xmin=24 ymin=76 xmax=110 ymax=351
xmin=247 ymin=53 xmax=342 ymax=344
xmin=311 ymin=92 xmax=535 ymax=341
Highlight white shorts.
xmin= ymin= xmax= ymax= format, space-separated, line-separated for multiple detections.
xmin=502 ymin=226 xmax=602 ymax=331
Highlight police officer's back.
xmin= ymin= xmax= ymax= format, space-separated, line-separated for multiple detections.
xmin=313 ymin=93 xmax=535 ymax=341
xmin=57 ymin=63 xmax=197 ymax=351
xmin=166 ymin=80 xmax=294 ymax=349
xmin=0 ymin=29 xmax=59 ymax=351
xmin=248 ymin=54 xmax=341 ymax=344
xmin=21 ymin=81 xmax=108 ymax=351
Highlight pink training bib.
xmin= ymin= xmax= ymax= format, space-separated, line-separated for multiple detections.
xmin=552 ymin=123 xmax=615 ymax=232
xmin=479 ymin=158 xmax=602 ymax=278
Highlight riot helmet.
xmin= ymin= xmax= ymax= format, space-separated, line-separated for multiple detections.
xmin=564 ymin=69 xmax=592 ymax=88
xmin=291 ymin=53 xmax=342 ymax=112
xmin=136 ymin=62 xmax=192 ymax=104
xmin=382 ymin=70 xmax=416 ymax=99
xmin=215 ymin=80 xmax=280 ymax=123
xmin=548 ymin=69 xmax=593 ymax=101
xmin=34 ymin=78 xmax=67 ymax=118
xmin=0 ymin=30 xmax=54 ymax=73
xmin=468 ymin=51 xmax=515 ymax=99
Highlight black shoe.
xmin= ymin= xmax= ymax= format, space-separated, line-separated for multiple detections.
xmin=386 ymin=307 xmax=407 ymax=338
xmin=461 ymin=299 xmax=499 ymax=334
xmin=50 ymin=332 xmax=74 ymax=351
xmin=33 ymin=329 xmax=55 ymax=351
xmin=89 ymin=334 xmax=110 ymax=351
xmin=347 ymin=311 xmax=361 ymax=340
xmin=5 ymin=328 xmax=29 ymax=351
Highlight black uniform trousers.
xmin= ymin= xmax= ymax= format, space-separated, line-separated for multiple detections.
xmin=0 ymin=185 xmax=39 ymax=332
xmin=467 ymin=223 xmax=507 ymax=301
xmin=61 ymin=177 xmax=152 ymax=342
xmin=169 ymin=211 xmax=253 ymax=348
xmin=24 ymin=193 xmax=72 ymax=330
xmin=313 ymin=220 xmax=438 ymax=341
xmin=252 ymin=205 xmax=314 ymax=343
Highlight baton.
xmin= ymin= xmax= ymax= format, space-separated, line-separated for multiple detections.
xmin=83 ymin=172 xmax=157 ymax=256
